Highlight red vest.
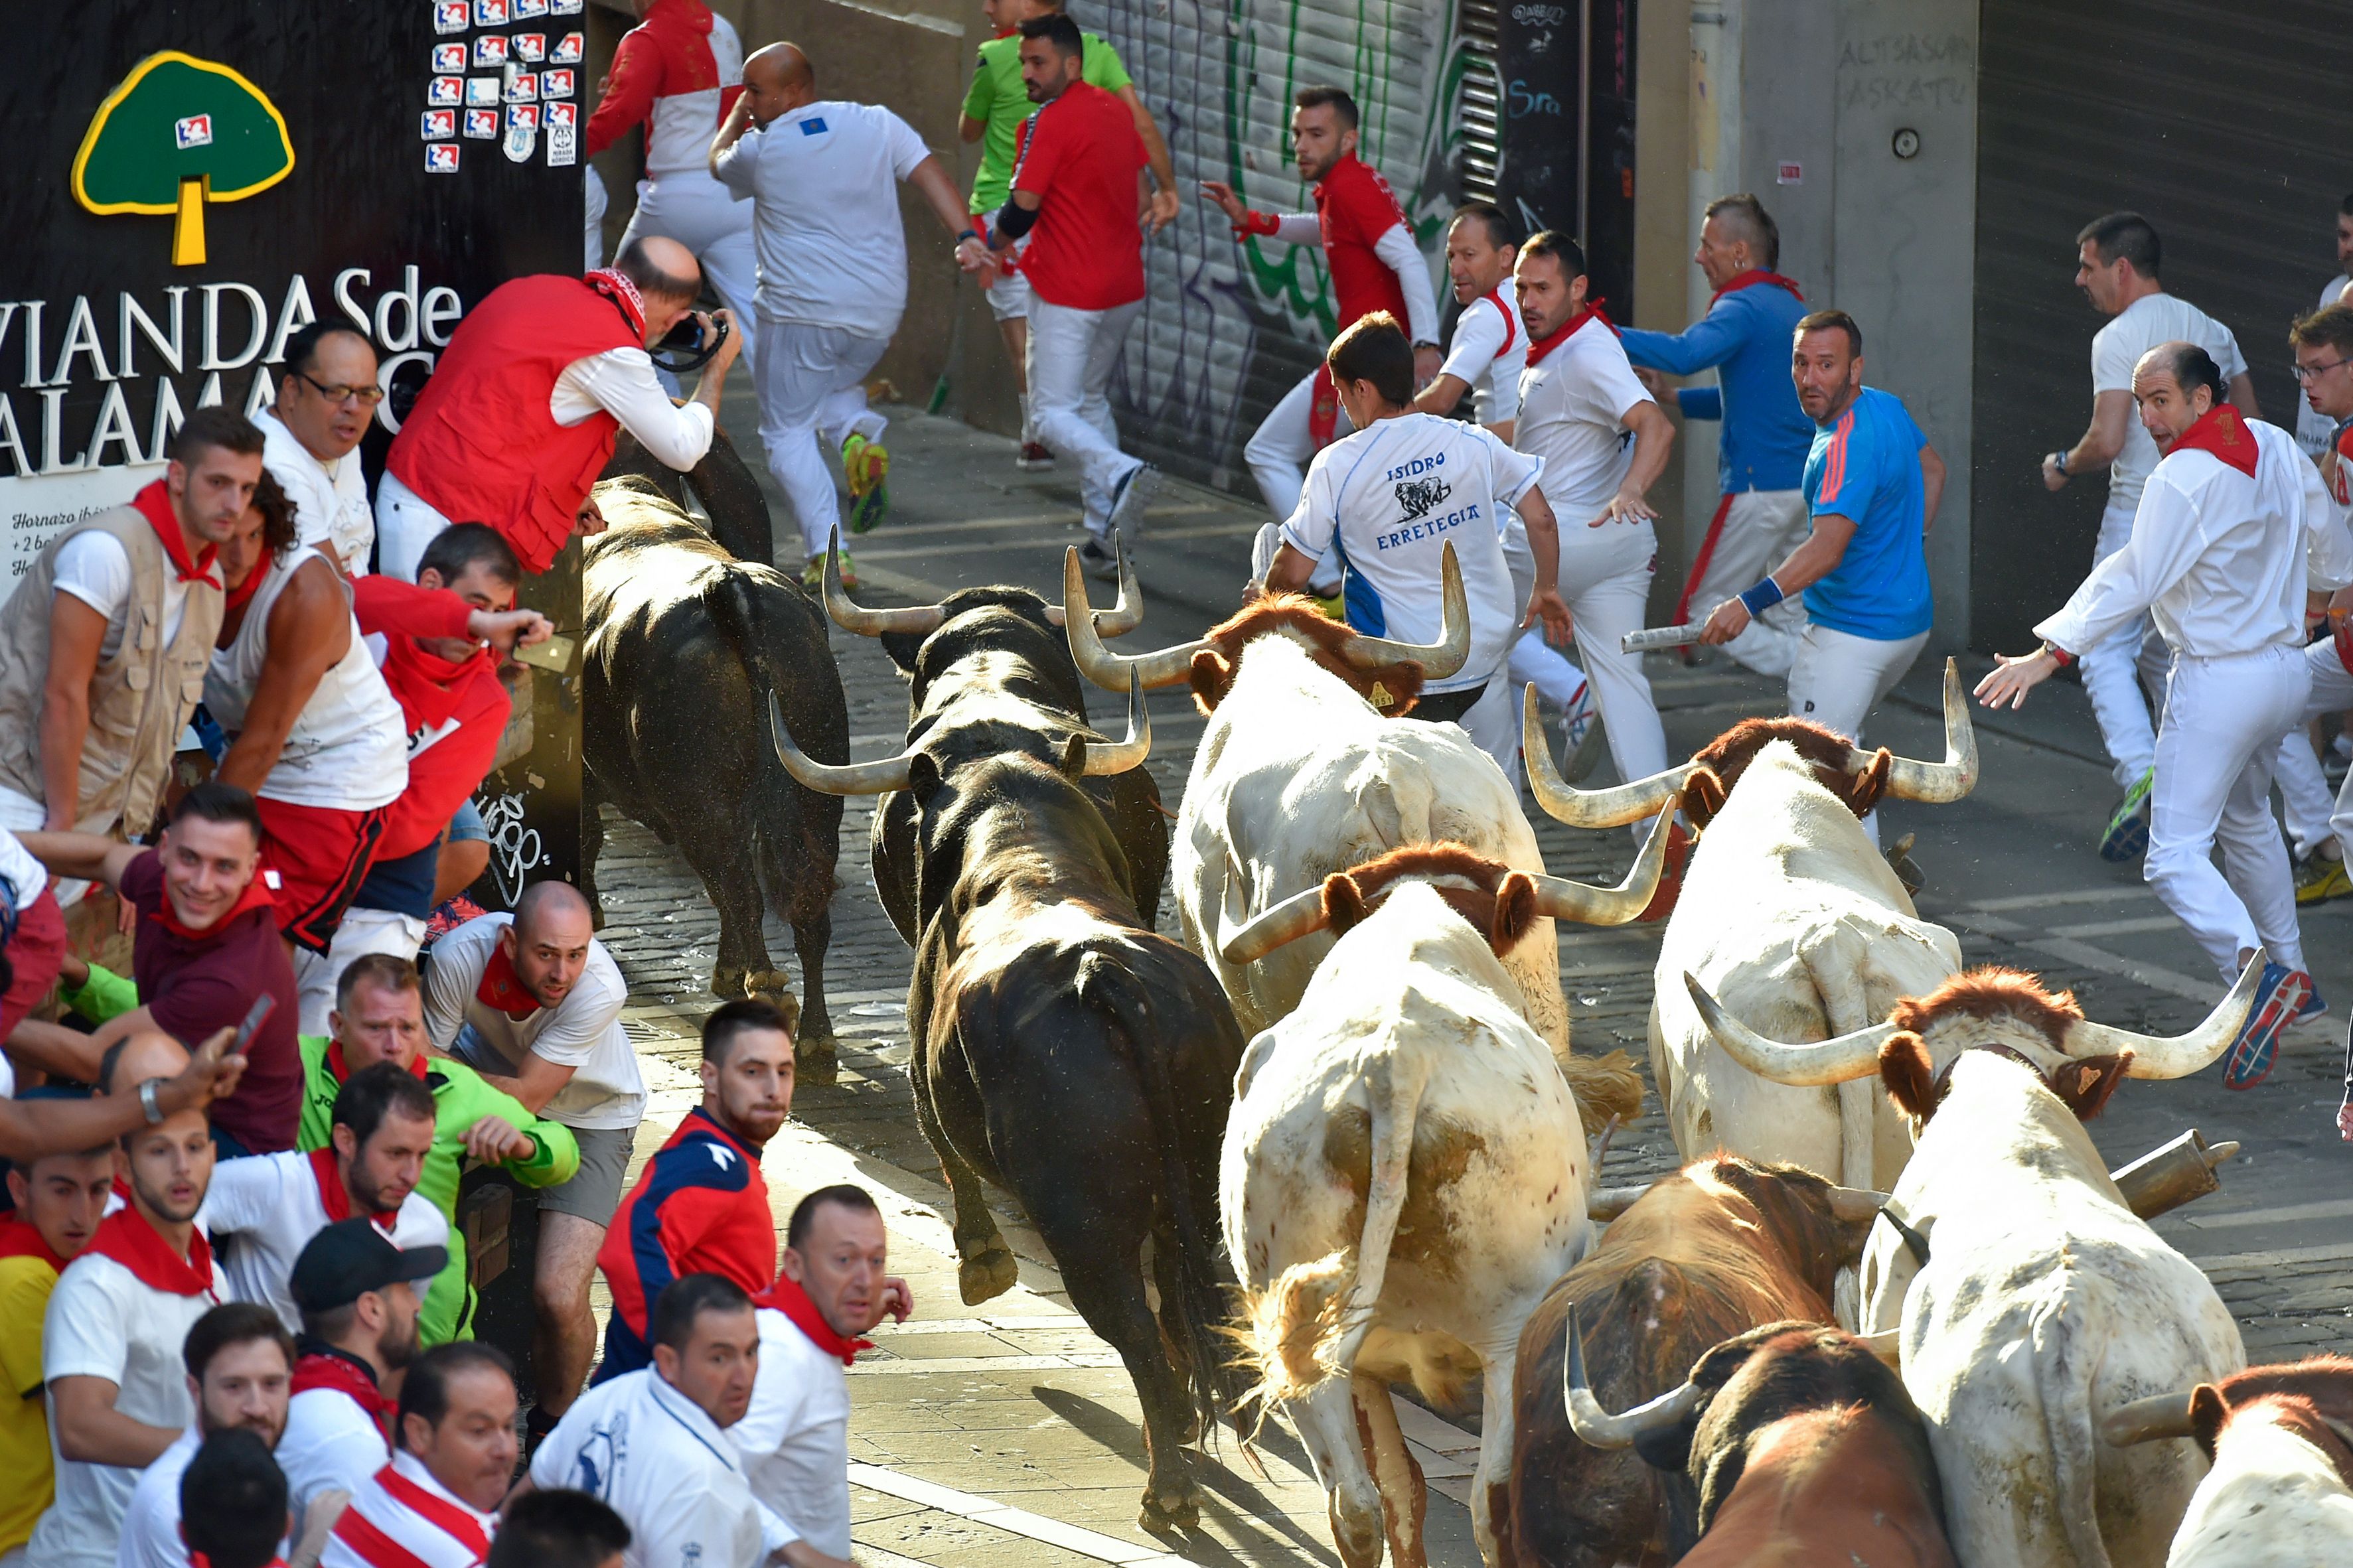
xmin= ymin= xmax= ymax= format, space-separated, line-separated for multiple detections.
xmin=385 ymin=275 xmax=642 ymax=573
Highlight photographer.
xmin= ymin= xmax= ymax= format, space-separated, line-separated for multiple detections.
xmin=374 ymin=237 xmax=742 ymax=581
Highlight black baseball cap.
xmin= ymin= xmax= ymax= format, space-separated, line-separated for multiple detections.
xmin=290 ymin=1219 xmax=448 ymax=1315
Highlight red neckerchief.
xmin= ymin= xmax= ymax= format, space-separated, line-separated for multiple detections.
xmin=376 ymin=1460 xmax=491 ymax=1560
xmin=222 ymin=554 xmax=269 ymax=615
xmin=129 ymin=480 xmax=223 ymax=589
xmin=2166 ymin=400 xmax=2260 ymax=477
xmin=291 ymin=1344 xmax=392 ymax=1440
xmin=85 ymin=1206 xmax=218 ymax=1299
xmin=583 ymin=269 xmax=647 ymax=341
xmin=307 ymin=1147 xmax=399 ymax=1230
xmin=326 ymin=1039 xmax=428 ymax=1087
xmin=1708 ymin=268 xmax=1805 ymax=309
xmin=147 ymin=869 xmax=279 ymax=942
xmin=380 ymin=628 xmax=489 ymax=733
xmin=1480 ymin=285 xmax=1519 ymax=354
xmin=755 ymin=1271 xmax=873 ymax=1368
xmin=0 ymin=1214 xmax=65 ymax=1272
xmin=475 ymin=942 xmax=542 ymax=1021
xmin=1526 ymin=299 xmax=1618 ymax=366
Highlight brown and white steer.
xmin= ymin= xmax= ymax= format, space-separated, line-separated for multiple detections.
xmin=1695 ymin=961 xmax=2261 ymax=1568
xmin=1221 ymin=830 xmax=1669 ymax=1568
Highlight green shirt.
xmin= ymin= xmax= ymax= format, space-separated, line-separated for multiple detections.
xmin=296 ymin=1034 xmax=579 ymax=1346
xmin=962 ymin=30 xmax=1132 ymax=214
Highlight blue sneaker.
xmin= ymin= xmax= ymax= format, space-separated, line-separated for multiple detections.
xmin=2222 ymin=962 xmax=2312 ymax=1090
xmin=1560 ymin=679 xmax=1596 ymax=750
xmin=2100 ymin=768 xmax=2153 ymax=863
xmin=2299 ymin=982 xmax=2328 ymax=1025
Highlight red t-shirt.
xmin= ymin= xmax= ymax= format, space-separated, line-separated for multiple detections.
xmin=122 ymin=851 xmax=301 ymax=1153
xmin=1315 ymin=153 xmax=1411 ymax=331
xmin=1011 ymin=81 xmax=1146 ymax=311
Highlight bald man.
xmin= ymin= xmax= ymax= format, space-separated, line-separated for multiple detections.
xmin=711 ymin=44 xmax=974 ymax=586
xmin=376 ymin=236 xmax=742 ymax=580
xmin=421 ymin=883 xmax=646 ymax=1426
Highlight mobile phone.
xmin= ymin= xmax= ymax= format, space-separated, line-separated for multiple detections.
xmin=513 ymin=632 xmax=575 ymax=673
xmin=233 ymin=994 xmax=275 ymax=1054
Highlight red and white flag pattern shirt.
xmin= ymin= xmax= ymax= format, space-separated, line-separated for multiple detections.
xmin=319 ymin=1451 xmax=497 ymax=1568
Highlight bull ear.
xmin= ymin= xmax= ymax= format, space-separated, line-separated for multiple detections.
xmin=1322 ymin=874 xmax=1369 ymax=936
xmin=2050 ymin=1052 xmax=2133 ymax=1121
xmin=906 ymin=752 xmax=943 ymax=808
xmin=1842 ymin=748 xmax=1893 ymax=820
xmin=1059 ymin=734 xmax=1087 ymax=777
xmin=1679 ymin=767 xmax=1728 ymax=827
xmin=1187 ymin=649 xmax=1233 ymax=717
xmin=1879 ymin=1032 xmax=1937 ymax=1121
xmin=2190 ymin=1384 xmax=2228 ymax=1460
xmin=1492 ymin=872 xmax=1539 ymax=950
xmin=877 ymin=628 xmax=926 ymax=673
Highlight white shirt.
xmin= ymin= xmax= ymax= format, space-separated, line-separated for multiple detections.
xmin=279 ymin=1379 xmax=390 ymax=1542
xmin=421 ymin=913 xmax=646 ymax=1129
xmin=2297 ymin=273 xmax=2353 ymax=458
xmin=549 ymin=348 xmax=717 ymax=473
xmin=1279 ymin=411 xmax=1541 ymax=693
xmin=732 ymin=1307 xmax=854 ymax=1559
xmin=1439 ymin=284 xmax=1527 ymax=427
xmin=204 ymin=547 xmax=408 ymax=812
xmin=33 ymin=1248 xmax=225 ymax=1568
xmin=0 ymin=825 xmax=42 ymax=911
xmin=114 ymin=1425 xmax=198 ymax=1568
xmin=196 ymin=1149 xmax=450 ymax=1333
xmin=319 ymin=1450 xmax=498 ymax=1568
xmin=2040 ymin=417 xmax=2353 ymax=660
xmin=1265 ymin=213 xmax=1442 ymax=344
xmin=531 ymin=1368 xmax=777 ymax=1568
xmin=713 ymin=100 xmax=933 ymax=337
xmin=2091 ymin=291 xmax=2249 ymax=514
xmin=1517 ymin=317 xmax=1655 ymax=526
xmin=263 ymin=408 xmax=374 ymax=577
xmin=54 ymin=531 xmax=192 ymax=659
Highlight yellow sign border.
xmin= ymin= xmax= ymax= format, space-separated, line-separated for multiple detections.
xmin=71 ymin=50 xmax=296 ymax=216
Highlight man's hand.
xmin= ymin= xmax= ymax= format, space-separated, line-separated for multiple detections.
xmin=58 ymin=952 xmax=90 ymax=991
xmin=1592 ymin=486 xmax=1657 ymax=527
xmin=1146 ymin=188 xmax=1179 ymax=234
xmin=954 ymin=238 xmax=997 ymax=277
xmin=1699 ymin=597 xmax=1750 ymax=646
xmin=1198 ymin=180 xmax=1249 ymax=225
xmin=1632 ymin=365 xmax=1673 ymax=399
xmin=1414 ymin=344 xmax=1444 ymax=390
xmin=2040 ymin=451 xmax=2070 ymax=492
xmin=467 ymin=608 xmax=554 ymax=653
xmin=575 ymin=494 xmax=607 ymax=537
xmin=704 ymin=309 xmax=743 ymax=376
xmin=878 ymin=1276 xmax=914 ymax=1325
xmin=154 ymin=1025 xmax=250 ymax=1119
xmin=1974 ymin=648 xmax=2060 ymax=710
xmin=462 ymin=1116 xmax=537 ymax=1165
xmin=2339 ymin=1094 xmax=2353 ymax=1142
xmin=1523 ymin=587 xmax=1573 ymax=647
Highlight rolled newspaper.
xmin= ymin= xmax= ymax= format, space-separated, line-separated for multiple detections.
xmin=1622 ymin=624 xmax=1708 ymax=653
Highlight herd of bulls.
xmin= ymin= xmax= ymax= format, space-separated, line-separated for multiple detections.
xmin=581 ymin=463 xmax=2353 ymax=1567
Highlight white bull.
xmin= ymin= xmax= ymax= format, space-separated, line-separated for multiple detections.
xmin=1695 ymin=960 xmax=2261 ymax=1568
xmin=1521 ymin=664 xmax=1978 ymax=1191
xmin=1219 ymin=828 xmax=1669 ymax=1568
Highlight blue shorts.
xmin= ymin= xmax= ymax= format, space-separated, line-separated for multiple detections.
xmin=448 ymin=799 xmax=489 ymax=845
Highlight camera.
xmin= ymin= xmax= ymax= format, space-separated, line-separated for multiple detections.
xmin=650 ymin=310 xmax=729 ymax=373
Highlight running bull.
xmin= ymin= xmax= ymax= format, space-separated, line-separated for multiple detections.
xmin=580 ymin=473 xmax=847 ymax=1062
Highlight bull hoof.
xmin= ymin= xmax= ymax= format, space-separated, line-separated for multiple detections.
xmin=796 ymin=1039 xmax=838 ymax=1086
xmin=1139 ymin=1486 xmax=1199 ymax=1535
xmin=958 ymin=1247 xmax=1020 ymax=1305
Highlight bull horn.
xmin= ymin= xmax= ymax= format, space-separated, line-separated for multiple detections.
xmin=768 ymin=691 xmax=915 ymax=796
xmin=1587 ymin=1184 xmax=1651 ymax=1222
xmin=1217 ymin=883 xmax=1330 ymax=967
xmin=1064 ymin=547 xmax=1205 ymax=694
xmin=819 ymin=527 xmax=945 ymax=638
xmin=1075 ymin=674 xmax=1152 ymax=776
xmin=1525 ymin=684 xmax=1697 ymax=828
xmin=1562 ymin=1303 xmax=1703 ymax=1450
xmin=1527 ymin=806 xmax=1675 ymax=926
xmin=2101 ymin=1390 xmax=2200 ymax=1447
xmin=1335 ymin=541 xmax=1471 ymax=680
xmin=1041 ymin=539 xmax=1143 ymax=636
xmin=2066 ymin=952 xmax=2266 ymax=1081
xmin=1685 ymin=972 xmax=1897 ymax=1087
xmin=1859 ymin=659 xmax=1979 ymax=802
xmin=1857 ymin=1328 xmax=1904 ymax=1368
xmin=1826 ymin=1186 xmax=1893 ymax=1223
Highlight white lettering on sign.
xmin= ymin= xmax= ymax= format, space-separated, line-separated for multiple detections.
xmin=1777 ymin=162 xmax=1803 ymax=184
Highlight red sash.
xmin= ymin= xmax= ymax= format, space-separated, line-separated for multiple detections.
xmin=755 ymin=1271 xmax=873 ymax=1367
xmin=0 ymin=1214 xmax=64 ymax=1272
xmin=146 ymin=867 xmax=279 ymax=940
xmin=581 ymin=268 xmax=647 ymax=340
xmin=129 ymin=480 xmax=223 ymax=589
xmin=1481 ymin=286 xmax=1519 ymax=355
xmin=327 ymin=1038 xmax=429 ymax=1086
xmin=473 ymin=942 xmax=541 ymax=1021
xmin=380 ymin=630 xmax=489 ymax=735
xmin=1708 ymin=269 xmax=1805 ymax=309
xmin=2168 ymin=401 xmax=2259 ymax=476
xmin=291 ymin=1349 xmax=393 ymax=1440
xmin=1526 ymin=301 xmax=1617 ymax=367
xmin=307 ymin=1147 xmax=400 ymax=1230
xmin=84 ymin=1208 xmax=217 ymax=1299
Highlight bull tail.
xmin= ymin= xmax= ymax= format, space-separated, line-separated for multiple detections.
xmin=2028 ymin=1267 xmax=2115 ymax=1568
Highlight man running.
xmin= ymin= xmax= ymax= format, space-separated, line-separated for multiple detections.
xmin=1981 ymin=342 xmax=2351 ymax=1090
xmin=713 ymin=43 xmax=975 ymax=587
xmin=1700 ymin=311 xmax=1943 ymax=853
xmin=1202 ymin=86 xmax=1441 ymax=534
xmin=2291 ymin=302 xmax=2353 ymax=907
xmin=1618 ymin=194 xmax=1813 ymax=676
xmin=960 ymin=0 xmax=1177 ymax=470
xmin=957 ymin=13 xmax=1156 ymax=578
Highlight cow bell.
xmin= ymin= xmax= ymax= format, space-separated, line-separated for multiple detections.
xmin=2109 ymin=1129 xmax=2238 ymax=1222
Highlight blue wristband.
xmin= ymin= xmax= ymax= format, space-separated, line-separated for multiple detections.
xmin=1738 ymin=577 xmax=1785 ymax=616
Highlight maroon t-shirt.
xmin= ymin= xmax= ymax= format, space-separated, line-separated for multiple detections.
xmin=121 ymin=851 xmax=301 ymax=1153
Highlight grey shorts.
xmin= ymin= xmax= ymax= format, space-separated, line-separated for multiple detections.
xmin=535 ymin=1123 xmax=635 ymax=1225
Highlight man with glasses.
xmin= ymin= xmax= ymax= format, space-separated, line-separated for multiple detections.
xmin=2287 ymin=302 xmax=2353 ymax=910
xmin=263 ymin=324 xmax=382 ymax=577
xmin=2295 ymin=196 xmax=2353 ymax=461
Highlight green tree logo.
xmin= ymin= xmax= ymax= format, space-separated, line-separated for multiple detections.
xmin=72 ymin=52 xmax=295 ymax=266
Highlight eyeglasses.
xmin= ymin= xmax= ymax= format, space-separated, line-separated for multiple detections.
xmin=294 ymin=370 xmax=386 ymax=406
xmin=2293 ymin=358 xmax=2351 ymax=384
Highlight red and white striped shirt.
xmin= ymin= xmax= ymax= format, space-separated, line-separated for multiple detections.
xmin=319 ymin=1451 xmax=496 ymax=1568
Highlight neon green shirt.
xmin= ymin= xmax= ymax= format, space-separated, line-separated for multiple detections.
xmin=296 ymin=1034 xmax=579 ymax=1346
xmin=963 ymin=30 xmax=1133 ymax=214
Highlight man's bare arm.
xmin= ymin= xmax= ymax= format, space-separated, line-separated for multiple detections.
xmin=2044 ymin=390 xmax=2133 ymax=489
xmin=15 ymin=830 xmax=143 ymax=889
xmin=907 ymin=155 xmax=978 ymax=240
xmin=1111 ymin=84 xmax=1177 ymax=232
xmin=37 ymin=593 xmax=109 ymax=831
xmin=1920 ymin=443 xmax=1947 ymax=530
xmin=471 ymin=1053 xmax=579 ymax=1115
xmin=50 ymin=1376 xmax=180 ymax=1467
xmin=216 ymin=557 xmax=350 ymax=793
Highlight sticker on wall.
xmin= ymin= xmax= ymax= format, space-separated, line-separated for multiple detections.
xmin=514 ymin=34 xmax=546 ymax=62
xmin=505 ymin=103 xmax=540 ymax=130
xmin=552 ymin=0 xmax=583 ymax=14
xmin=427 ymin=143 xmax=461 ymax=173
xmin=551 ymin=31 xmax=583 ymax=63
xmin=540 ymin=68 xmax=574 ymax=99
xmin=431 ymin=42 xmax=467 ymax=73
xmin=428 ymin=76 xmax=462 ymax=106
xmin=546 ymin=121 xmax=577 ymax=167
xmin=465 ymin=77 xmax=500 ymax=106
xmin=502 ymin=69 xmax=538 ymax=102
xmin=73 ymin=49 xmax=295 ymax=266
xmin=473 ymin=35 xmax=508 ymax=68
xmin=473 ymin=0 xmax=509 ymax=25
xmin=433 ymin=1 xmax=469 ymax=34
xmin=516 ymin=0 xmax=550 ymax=15
xmin=464 ymin=107 xmax=498 ymax=139
xmin=502 ymin=120 xmax=536 ymax=163
xmin=544 ymin=100 xmax=576 ymax=130
xmin=421 ymin=108 xmax=457 ymax=139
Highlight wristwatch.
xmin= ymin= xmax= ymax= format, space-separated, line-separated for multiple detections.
xmin=1412 ymin=339 xmax=1440 ymax=352
xmin=138 ymin=1078 xmax=164 ymax=1126
xmin=2049 ymin=449 xmax=2070 ymax=476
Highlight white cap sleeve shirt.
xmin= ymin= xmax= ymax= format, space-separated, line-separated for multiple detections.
xmin=1278 ymin=411 xmax=1539 ymax=693
xmin=733 ymin=1307 xmax=855 ymax=1559
xmin=2090 ymin=292 xmax=2249 ymax=514
xmin=419 ymin=912 xmax=646 ymax=1130
xmin=531 ymin=1368 xmax=771 ymax=1568
xmin=262 ymin=408 xmax=374 ymax=577
xmin=1438 ymin=285 xmax=1528 ymax=427
xmin=1516 ymin=322 xmax=1656 ymax=528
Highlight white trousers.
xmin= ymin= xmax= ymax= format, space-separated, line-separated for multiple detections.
xmin=1025 ymin=297 xmax=1143 ymax=536
xmin=1688 ymin=489 xmax=1808 ymax=677
xmin=2301 ymin=636 xmax=2353 ymax=859
xmin=1787 ymin=621 xmax=1930 ymax=848
xmin=585 ymin=167 xmax=608 ymax=271
xmin=1502 ymin=516 xmax=1667 ymax=799
xmin=753 ymin=321 xmax=891 ymax=561
xmin=617 ymin=173 xmax=759 ymax=369
xmin=374 ymin=471 xmax=455 ymax=583
xmin=291 ymin=906 xmax=429 ymax=1036
xmin=2082 ymin=500 xmax=2170 ymax=788
xmin=1245 ymin=367 xmax=1355 ymax=522
xmin=2148 ymin=644 xmax=2309 ymax=978
xmin=2274 ymin=723 xmax=2336 ymax=859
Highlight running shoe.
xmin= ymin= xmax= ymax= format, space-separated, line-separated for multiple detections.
xmin=2299 ymin=981 xmax=2329 ymax=1025
xmin=1309 ymin=591 xmax=1346 ymax=622
xmin=804 ymin=550 xmax=859 ymax=592
xmin=1017 ymin=441 xmax=1056 ymax=471
xmin=1106 ymin=462 xmax=1156 ymax=541
xmin=842 ymin=434 xmax=889 ymax=534
xmin=2221 ymin=961 xmax=2312 ymax=1090
xmin=1560 ymin=679 xmax=1596 ymax=751
xmin=2099 ymin=768 xmax=2154 ymax=863
xmin=2296 ymin=852 xmax=2353 ymax=905
xmin=1077 ymin=535 xmax=1119 ymax=582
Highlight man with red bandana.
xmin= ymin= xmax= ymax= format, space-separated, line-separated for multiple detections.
xmin=1200 ymin=85 xmax=1442 ymax=540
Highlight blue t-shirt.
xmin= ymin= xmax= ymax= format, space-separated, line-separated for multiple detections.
xmin=1801 ymin=386 xmax=1933 ymax=640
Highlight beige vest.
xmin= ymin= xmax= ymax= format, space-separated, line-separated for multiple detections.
xmin=0 ymin=506 xmax=223 ymax=837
